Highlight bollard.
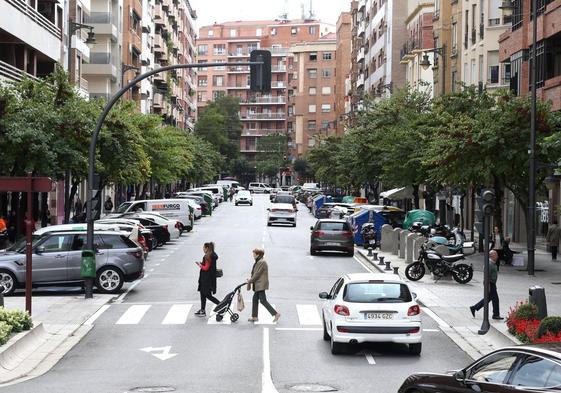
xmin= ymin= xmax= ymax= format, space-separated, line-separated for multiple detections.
xmin=367 ymin=247 xmax=373 ymax=257
xmin=373 ymin=252 xmax=378 ymax=261
xmin=378 ymin=256 xmax=385 ymax=266
xmin=385 ymin=261 xmax=392 ymax=271
xmin=0 ymin=284 xmax=4 ymax=307
xmin=393 ymin=267 xmax=399 ymax=275
xmin=529 ymin=286 xmax=548 ymax=320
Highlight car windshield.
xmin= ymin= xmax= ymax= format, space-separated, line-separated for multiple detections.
xmin=318 ymin=222 xmax=349 ymax=231
xmin=116 ymin=202 xmax=132 ymax=213
xmin=275 ymin=196 xmax=294 ymax=204
xmin=238 ymin=191 xmax=250 ymax=197
xmin=7 ymin=235 xmax=42 ymax=253
xmin=343 ymin=282 xmax=412 ymax=303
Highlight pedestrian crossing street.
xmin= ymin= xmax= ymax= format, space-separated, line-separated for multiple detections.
xmin=100 ymin=303 xmax=325 ymax=326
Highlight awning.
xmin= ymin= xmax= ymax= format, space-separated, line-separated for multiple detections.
xmin=380 ymin=186 xmax=413 ymax=200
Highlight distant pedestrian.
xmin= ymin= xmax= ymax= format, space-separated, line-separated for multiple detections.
xmin=546 ymin=219 xmax=561 ymax=261
xmin=490 ymin=226 xmax=505 ymax=266
xmin=228 ymin=188 xmax=235 ymax=202
xmin=470 ymin=250 xmax=503 ymax=320
xmin=7 ymin=211 xmax=16 ymax=243
xmin=194 ymin=242 xmax=220 ymax=317
xmin=74 ymin=197 xmax=83 ymax=216
xmin=104 ymin=196 xmax=114 ymax=213
xmin=246 ymin=248 xmax=280 ymax=323
xmin=41 ymin=209 xmax=51 ymax=228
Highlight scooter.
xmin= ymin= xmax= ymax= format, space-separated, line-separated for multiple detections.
xmin=405 ymin=243 xmax=474 ymax=284
xmin=360 ymin=223 xmax=377 ymax=249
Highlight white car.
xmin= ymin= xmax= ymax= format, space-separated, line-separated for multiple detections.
xmin=248 ymin=182 xmax=273 ymax=194
xmin=183 ymin=199 xmax=202 ymax=219
xmin=125 ymin=212 xmax=181 ymax=240
xmin=320 ymin=273 xmax=422 ymax=355
xmin=267 ymin=203 xmax=297 ymax=227
xmin=234 ymin=190 xmax=253 ymax=206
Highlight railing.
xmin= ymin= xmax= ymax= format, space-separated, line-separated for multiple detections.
xmin=89 ymin=53 xmax=111 ymax=64
xmin=79 ymin=77 xmax=89 ymax=91
xmin=479 ymin=24 xmax=484 ymax=40
xmin=242 ymin=113 xmax=286 ymax=120
xmin=85 ymin=12 xmax=112 ymax=23
xmin=471 ymin=29 xmax=476 ymax=45
xmin=272 ymin=65 xmax=287 ymax=72
xmin=0 ymin=60 xmax=39 ymax=82
xmin=260 ymin=47 xmax=289 ymax=55
xmin=271 ymin=81 xmax=285 ymax=88
xmin=243 ymin=129 xmax=282 ymax=136
xmin=400 ymin=39 xmax=419 ymax=60
xmin=6 ymin=0 xmax=62 ymax=39
xmin=227 ymin=84 xmax=249 ymax=89
xmin=240 ymin=96 xmax=286 ymax=104
xmin=229 ymin=66 xmax=249 ymax=72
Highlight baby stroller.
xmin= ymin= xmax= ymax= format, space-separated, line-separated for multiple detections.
xmin=213 ymin=283 xmax=245 ymax=322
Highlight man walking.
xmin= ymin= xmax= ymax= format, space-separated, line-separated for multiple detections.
xmin=546 ymin=219 xmax=561 ymax=261
xmin=470 ymin=250 xmax=503 ymax=320
xmin=104 ymin=196 xmax=114 ymax=213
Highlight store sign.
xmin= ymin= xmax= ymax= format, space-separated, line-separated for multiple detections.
xmin=537 ymin=201 xmax=549 ymax=223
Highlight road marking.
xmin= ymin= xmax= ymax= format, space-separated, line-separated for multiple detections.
xmin=421 ymin=307 xmax=450 ymax=328
xmin=139 ymin=346 xmax=177 ymax=361
xmin=353 ymin=255 xmax=374 ymax=273
xmin=162 ymin=304 xmax=192 ymax=325
xmin=116 ymin=305 xmax=151 ymax=325
xmin=155 ymin=263 xmax=160 ymax=266
xmin=296 ymin=305 xmax=322 ymax=326
xmin=114 ymin=278 xmax=143 ymax=303
xmin=275 ymin=327 xmax=322 ymax=331
xmin=84 ymin=305 xmax=110 ymax=325
xmin=207 ymin=313 xmax=232 ymax=325
xmin=262 ymin=327 xmax=279 ymax=393
xmin=255 ymin=304 xmax=277 ymax=325
xmin=148 ymin=268 xmax=154 ymax=272
xmin=365 ymin=353 xmax=376 ymax=365
xmin=423 ymin=328 xmax=440 ymax=332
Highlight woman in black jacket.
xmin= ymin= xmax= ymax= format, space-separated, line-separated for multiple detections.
xmin=194 ymin=242 xmax=220 ymax=317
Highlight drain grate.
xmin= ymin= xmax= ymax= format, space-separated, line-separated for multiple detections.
xmin=517 ymin=269 xmax=545 ymax=272
xmin=290 ymin=384 xmax=338 ymax=392
xmin=552 ymin=282 xmax=561 ymax=285
xmin=129 ymin=387 xmax=176 ymax=393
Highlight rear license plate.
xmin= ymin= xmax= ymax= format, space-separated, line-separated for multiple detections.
xmin=325 ymin=242 xmax=340 ymax=246
xmin=368 ymin=240 xmax=376 ymax=244
xmin=366 ymin=313 xmax=393 ymax=320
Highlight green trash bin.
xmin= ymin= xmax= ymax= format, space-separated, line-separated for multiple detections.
xmin=81 ymin=250 xmax=97 ymax=279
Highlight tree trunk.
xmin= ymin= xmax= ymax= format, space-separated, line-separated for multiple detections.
xmin=492 ymin=175 xmax=504 ymax=231
xmin=412 ymin=184 xmax=420 ymax=209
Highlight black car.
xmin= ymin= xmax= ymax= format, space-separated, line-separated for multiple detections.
xmin=177 ymin=195 xmax=209 ymax=216
xmin=115 ymin=214 xmax=170 ymax=247
xmin=399 ymin=344 xmax=561 ymax=393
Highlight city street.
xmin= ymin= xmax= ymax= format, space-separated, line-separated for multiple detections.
xmin=1 ymin=196 xmax=471 ymax=393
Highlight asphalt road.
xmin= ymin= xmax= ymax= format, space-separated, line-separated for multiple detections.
xmin=3 ymin=194 xmax=472 ymax=393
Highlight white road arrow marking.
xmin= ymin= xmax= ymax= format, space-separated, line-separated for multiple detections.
xmin=140 ymin=346 xmax=178 ymax=361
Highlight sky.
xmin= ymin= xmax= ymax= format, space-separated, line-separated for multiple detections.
xmin=189 ymin=0 xmax=352 ymax=30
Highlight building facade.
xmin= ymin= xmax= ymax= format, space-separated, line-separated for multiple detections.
xmin=335 ymin=11 xmax=352 ymax=135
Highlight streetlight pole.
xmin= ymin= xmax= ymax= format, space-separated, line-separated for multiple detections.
xmin=528 ymin=0 xmax=538 ymax=276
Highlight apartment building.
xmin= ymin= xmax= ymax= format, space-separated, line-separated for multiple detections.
xmin=400 ymin=1 xmax=434 ymax=96
xmin=499 ymin=0 xmax=561 ymax=111
xmin=290 ymin=34 xmax=337 ymax=158
xmin=0 ymin=0 xmax=64 ymax=82
xmin=122 ymin=0 xmax=142 ymax=101
xmin=196 ymin=19 xmax=333 ymax=163
xmin=335 ymin=11 xmax=352 ymax=135
xmin=68 ymin=0 xmax=93 ymax=98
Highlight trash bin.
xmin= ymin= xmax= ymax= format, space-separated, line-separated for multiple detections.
xmin=529 ymin=286 xmax=548 ymax=320
xmin=81 ymin=250 xmax=97 ymax=279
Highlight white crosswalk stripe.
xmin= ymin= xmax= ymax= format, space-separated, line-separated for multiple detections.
xmin=296 ymin=305 xmax=322 ymax=326
xmin=116 ymin=305 xmax=151 ymax=325
xmin=162 ymin=304 xmax=192 ymax=325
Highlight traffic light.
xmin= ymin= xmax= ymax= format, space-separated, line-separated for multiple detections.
xmin=250 ymin=50 xmax=271 ymax=93
xmin=474 ymin=188 xmax=496 ymax=233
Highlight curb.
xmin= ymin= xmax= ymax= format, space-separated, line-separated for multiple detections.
xmin=0 ymin=323 xmax=47 ymax=373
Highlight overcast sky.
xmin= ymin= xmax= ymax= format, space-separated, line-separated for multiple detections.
xmin=190 ymin=0 xmax=352 ymax=30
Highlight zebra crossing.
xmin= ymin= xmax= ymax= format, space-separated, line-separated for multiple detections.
xmin=96 ymin=302 xmax=324 ymax=327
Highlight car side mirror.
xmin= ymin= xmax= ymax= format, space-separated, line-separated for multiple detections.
xmin=412 ymin=292 xmax=418 ymax=300
xmin=310 ymin=226 xmax=314 ymax=231
xmin=267 ymin=208 xmax=271 ymax=211
xmin=454 ymin=370 xmax=466 ymax=382
xmin=319 ymin=292 xmax=330 ymax=299
xmin=35 ymin=246 xmax=45 ymax=255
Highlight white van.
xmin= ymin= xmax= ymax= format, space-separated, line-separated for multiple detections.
xmin=248 ymin=183 xmax=272 ymax=194
xmin=217 ymin=180 xmax=241 ymax=190
xmin=111 ymin=199 xmax=194 ymax=233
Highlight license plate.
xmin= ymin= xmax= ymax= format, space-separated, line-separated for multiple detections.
xmin=366 ymin=313 xmax=393 ymax=320
xmin=368 ymin=240 xmax=376 ymax=244
xmin=325 ymin=242 xmax=339 ymax=246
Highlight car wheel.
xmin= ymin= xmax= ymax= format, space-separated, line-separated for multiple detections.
xmin=292 ymin=223 xmax=296 ymax=227
xmin=347 ymin=250 xmax=354 ymax=257
xmin=330 ymin=327 xmax=344 ymax=355
xmin=409 ymin=342 xmax=422 ymax=356
xmin=235 ymin=203 xmax=238 ymax=206
xmin=95 ymin=266 xmax=124 ymax=294
xmin=250 ymin=203 xmax=253 ymax=206
xmin=267 ymin=222 xmax=272 ymax=227
xmin=310 ymin=248 xmax=317 ymax=256
xmin=322 ymin=317 xmax=330 ymax=341
xmin=0 ymin=269 xmax=17 ymax=296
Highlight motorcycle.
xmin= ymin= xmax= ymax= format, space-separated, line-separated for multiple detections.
xmin=405 ymin=243 xmax=474 ymax=284
xmin=360 ymin=223 xmax=377 ymax=249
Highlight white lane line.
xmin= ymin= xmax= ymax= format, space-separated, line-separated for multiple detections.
xmin=296 ymin=305 xmax=322 ymax=326
xmin=255 ymin=304 xmax=277 ymax=325
xmin=116 ymin=305 xmax=151 ymax=325
xmin=275 ymin=327 xmax=322 ymax=331
xmin=149 ymin=268 xmax=154 ymax=272
xmin=84 ymin=305 xmax=110 ymax=326
xmin=114 ymin=278 xmax=143 ymax=303
xmin=155 ymin=263 xmax=160 ymax=266
xmin=353 ymin=255 xmax=374 ymax=273
xmin=262 ymin=327 xmax=279 ymax=393
xmin=365 ymin=353 xmax=376 ymax=365
xmin=423 ymin=328 xmax=440 ymax=332
xmin=162 ymin=304 xmax=192 ymax=325
xmin=421 ymin=307 xmax=450 ymax=328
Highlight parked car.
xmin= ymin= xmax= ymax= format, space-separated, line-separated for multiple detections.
xmin=175 ymin=194 xmax=209 ymax=216
xmin=302 ymin=182 xmax=321 ymax=192
xmin=398 ymin=343 xmax=561 ymax=392
xmin=95 ymin=219 xmax=151 ymax=256
xmin=267 ymin=203 xmax=297 ymax=227
xmin=216 ymin=180 xmax=241 ymax=192
xmin=116 ymin=214 xmax=171 ymax=247
xmin=320 ymin=273 xmax=422 ymax=355
xmin=185 ymin=190 xmax=219 ymax=207
xmin=0 ymin=230 xmax=144 ymax=295
xmin=273 ymin=193 xmax=297 ymax=210
xmin=234 ymin=190 xmax=253 ymax=206
xmin=310 ymin=219 xmax=354 ymax=256
xmin=269 ymin=188 xmax=282 ymax=201
xmin=192 ymin=186 xmax=224 ymax=203
xmin=249 ymin=182 xmax=273 ymax=194
xmin=110 ymin=199 xmax=193 ymax=233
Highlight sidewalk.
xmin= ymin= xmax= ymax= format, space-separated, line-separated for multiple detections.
xmin=355 ymin=245 xmax=561 ymax=361
xmin=0 ymin=294 xmax=113 ymax=385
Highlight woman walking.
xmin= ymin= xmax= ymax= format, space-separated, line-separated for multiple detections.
xmin=194 ymin=242 xmax=220 ymax=317
xmin=246 ymin=248 xmax=280 ymax=323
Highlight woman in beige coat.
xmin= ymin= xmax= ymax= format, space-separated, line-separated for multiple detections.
xmin=246 ymin=248 xmax=280 ymax=323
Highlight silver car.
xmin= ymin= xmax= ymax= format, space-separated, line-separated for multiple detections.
xmin=0 ymin=230 xmax=144 ymax=295
xmin=267 ymin=203 xmax=297 ymax=227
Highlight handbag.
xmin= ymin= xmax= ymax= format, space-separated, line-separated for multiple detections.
xmin=236 ymin=290 xmax=245 ymax=312
xmin=216 ymin=268 xmax=223 ymax=278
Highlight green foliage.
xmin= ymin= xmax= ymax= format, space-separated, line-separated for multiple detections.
xmin=0 ymin=308 xmax=33 ymax=333
xmin=0 ymin=321 xmax=12 ymax=346
xmin=537 ymin=316 xmax=561 ymax=338
xmin=514 ymin=303 xmax=539 ymax=321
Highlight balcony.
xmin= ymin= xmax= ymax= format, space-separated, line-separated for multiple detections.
xmin=82 ymin=63 xmax=117 ymax=80
xmin=272 ymin=65 xmax=287 ymax=72
xmin=272 ymin=81 xmax=286 ymax=88
xmin=240 ymin=96 xmax=286 ymax=105
xmin=153 ymin=93 xmax=164 ymax=109
xmin=260 ymin=47 xmax=289 ymax=56
xmin=0 ymin=59 xmax=39 ymax=82
xmin=357 ymin=72 xmax=365 ymax=87
xmin=227 ymin=84 xmax=250 ymax=89
xmin=228 ymin=51 xmax=250 ymax=58
xmin=241 ymin=112 xmax=286 ymax=120
xmin=154 ymin=34 xmax=168 ymax=56
xmin=357 ymin=47 xmax=365 ymax=63
xmin=358 ymin=21 xmax=366 ymax=37
xmin=154 ymin=3 xmax=164 ymax=24
xmin=229 ymin=66 xmax=249 ymax=73
xmin=243 ymin=129 xmax=281 ymax=136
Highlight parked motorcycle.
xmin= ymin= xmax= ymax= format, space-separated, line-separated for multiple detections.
xmin=405 ymin=243 xmax=474 ymax=284
xmin=360 ymin=223 xmax=377 ymax=249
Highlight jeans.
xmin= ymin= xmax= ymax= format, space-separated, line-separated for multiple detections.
xmin=473 ymin=282 xmax=500 ymax=317
xmin=252 ymin=290 xmax=277 ymax=318
xmin=552 ymin=246 xmax=558 ymax=261
xmin=200 ymin=292 xmax=220 ymax=310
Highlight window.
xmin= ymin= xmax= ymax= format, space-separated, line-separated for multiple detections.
xmin=197 ymin=91 xmax=207 ymax=102
xmin=271 ymin=27 xmax=277 ymax=36
xmin=322 ymin=69 xmax=332 ymax=78
xmin=99 ymin=234 xmax=131 ymax=249
xmin=213 ymin=76 xmax=224 ymax=87
xmin=213 ymin=44 xmax=225 ymax=55
xmin=39 ymin=234 xmax=70 ymax=252
xmin=321 ymin=121 xmax=329 ymax=130
xmin=343 ymin=283 xmax=412 ymax=303
xmin=328 ymin=278 xmax=344 ymax=299
xmin=213 ymin=91 xmax=224 ymax=100
xmin=215 ymin=60 xmax=226 ymax=70
xmin=307 ymin=120 xmax=316 ymax=130
xmin=510 ymin=355 xmax=561 ymax=388
xmin=309 ymin=26 xmax=316 ymax=35
xmin=468 ymin=352 xmax=518 ymax=384
xmin=198 ymin=60 xmax=208 ymax=71
xmin=230 ymin=29 xmax=237 ymax=37
xmin=509 ymin=51 xmax=523 ymax=95
xmin=207 ymin=29 xmax=214 ymax=37
xmin=308 ymin=138 xmax=315 ymax=147
xmin=535 ymin=40 xmax=545 ymax=89
xmin=321 ymin=86 xmax=331 ymax=95
xmin=198 ymin=77 xmax=208 ymax=87
xmin=256 ymin=28 xmax=262 ymax=36
xmin=451 ymin=22 xmax=457 ymax=51
xmin=309 ymin=87 xmax=317 ymax=95
xmin=308 ymin=69 xmax=317 ymax=79
xmin=197 ymin=44 xmax=208 ymax=56
xmin=309 ymin=52 xmax=317 ymax=61
xmin=308 ymin=104 xmax=316 ymax=113
xmin=291 ymin=27 xmax=297 ymax=35
xmin=471 ymin=59 xmax=476 ymax=85
xmin=321 ymin=104 xmax=331 ymax=113
xmin=322 ymin=52 xmax=332 ymax=60
xmin=479 ymin=55 xmax=484 ymax=83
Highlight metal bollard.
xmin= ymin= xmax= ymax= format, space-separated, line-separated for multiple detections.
xmin=385 ymin=261 xmax=392 ymax=271
xmin=372 ymin=252 xmax=378 ymax=261
xmin=529 ymin=286 xmax=548 ymax=320
xmin=0 ymin=284 xmax=4 ymax=307
xmin=393 ymin=267 xmax=399 ymax=275
xmin=378 ymin=256 xmax=385 ymax=266
xmin=367 ymin=247 xmax=373 ymax=257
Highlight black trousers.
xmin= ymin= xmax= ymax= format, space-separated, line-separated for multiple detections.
xmin=473 ymin=282 xmax=500 ymax=317
xmin=252 ymin=290 xmax=277 ymax=318
xmin=200 ymin=291 xmax=220 ymax=310
xmin=551 ymin=246 xmax=558 ymax=261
